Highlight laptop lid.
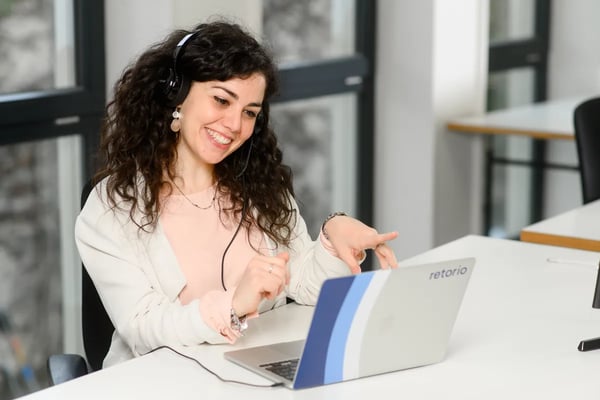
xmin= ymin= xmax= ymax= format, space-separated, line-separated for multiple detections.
xmin=225 ymin=257 xmax=475 ymax=389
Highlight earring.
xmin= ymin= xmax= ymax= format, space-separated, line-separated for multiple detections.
xmin=170 ymin=109 xmax=181 ymax=132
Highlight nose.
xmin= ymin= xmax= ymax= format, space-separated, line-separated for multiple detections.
xmin=222 ymin=108 xmax=242 ymax=133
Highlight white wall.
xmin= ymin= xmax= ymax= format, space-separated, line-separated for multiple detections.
xmin=544 ymin=0 xmax=600 ymax=217
xmin=374 ymin=1 xmax=435 ymax=258
xmin=431 ymin=2 xmax=489 ymax=247
xmin=172 ymin=0 xmax=262 ymax=35
xmin=375 ymin=0 xmax=489 ymax=259
xmin=104 ymin=0 xmax=260 ymax=99
xmin=548 ymin=0 xmax=600 ymax=99
xmin=104 ymin=0 xmax=173 ymax=97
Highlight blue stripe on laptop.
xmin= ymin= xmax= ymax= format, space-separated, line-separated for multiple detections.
xmin=324 ymin=272 xmax=374 ymax=383
xmin=294 ymin=275 xmax=355 ymax=389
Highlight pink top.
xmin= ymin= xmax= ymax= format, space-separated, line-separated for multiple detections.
xmin=160 ymin=185 xmax=343 ymax=343
xmin=160 ymin=186 xmax=268 ymax=342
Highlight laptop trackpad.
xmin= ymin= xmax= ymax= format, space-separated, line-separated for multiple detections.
xmin=226 ymin=339 xmax=304 ymax=365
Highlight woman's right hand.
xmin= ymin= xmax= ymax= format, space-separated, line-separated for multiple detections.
xmin=231 ymin=252 xmax=290 ymax=317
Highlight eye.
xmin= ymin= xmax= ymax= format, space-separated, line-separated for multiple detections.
xmin=244 ymin=110 xmax=258 ymax=118
xmin=214 ymin=96 xmax=228 ymax=105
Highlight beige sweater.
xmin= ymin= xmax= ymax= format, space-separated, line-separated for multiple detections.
xmin=75 ymin=177 xmax=350 ymax=367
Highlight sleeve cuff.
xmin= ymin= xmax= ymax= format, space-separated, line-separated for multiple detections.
xmin=319 ymin=231 xmax=339 ymax=257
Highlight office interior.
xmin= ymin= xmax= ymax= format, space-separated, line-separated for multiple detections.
xmin=0 ymin=0 xmax=599 ymax=398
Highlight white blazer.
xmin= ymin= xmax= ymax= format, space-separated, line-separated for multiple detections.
xmin=75 ymin=178 xmax=351 ymax=367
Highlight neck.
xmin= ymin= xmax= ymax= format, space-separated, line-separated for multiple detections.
xmin=172 ymin=165 xmax=215 ymax=194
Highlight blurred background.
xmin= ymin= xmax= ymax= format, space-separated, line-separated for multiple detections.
xmin=1 ymin=0 xmax=599 ymax=397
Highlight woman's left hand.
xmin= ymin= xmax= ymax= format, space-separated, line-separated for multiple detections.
xmin=323 ymin=215 xmax=399 ymax=273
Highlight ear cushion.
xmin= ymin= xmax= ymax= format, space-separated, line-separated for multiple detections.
xmin=163 ymin=31 xmax=199 ymax=107
xmin=162 ymin=67 xmax=179 ymax=103
xmin=166 ymin=73 xmax=191 ymax=107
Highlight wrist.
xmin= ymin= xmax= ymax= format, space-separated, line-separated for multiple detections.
xmin=321 ymin=211 xmax=347 ymax=240
xmin=230 ymin=308 xmax=248 ymax=335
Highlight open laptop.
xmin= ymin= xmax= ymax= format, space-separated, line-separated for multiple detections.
xmin=224 ymin=257 xmax=475 ymax=389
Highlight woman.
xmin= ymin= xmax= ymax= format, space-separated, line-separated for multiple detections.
xmin=75 ymin=20 xmax=398 ymax=367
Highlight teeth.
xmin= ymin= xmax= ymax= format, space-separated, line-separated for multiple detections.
xmin=208 ymin=129 xmax=232 ymax=145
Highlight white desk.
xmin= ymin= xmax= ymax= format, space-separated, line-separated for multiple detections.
xmin=446 ymin=96 xmax=591 ymax=234
xmin=446 ymin=96 xmax=582 ymax=140
xmin=19 ymin=235 xmax=600 ymax=399
xmin=521 ymin=199 xmax=600 ymax=252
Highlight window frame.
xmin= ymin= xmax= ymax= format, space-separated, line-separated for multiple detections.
xmin=485 ymin=0 xmax=550 ymax=234
xmin=272 ymin=0 xmax=376 ymax=229
xmin=0 ymin=0 xmax=106 ymax=180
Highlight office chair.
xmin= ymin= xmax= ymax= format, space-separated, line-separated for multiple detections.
xmin=47 ymin=180 xmax=115 ymax=385
xmin=573 ymin=96 xmax=600 ymax=204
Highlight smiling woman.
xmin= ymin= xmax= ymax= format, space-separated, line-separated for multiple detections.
xmin=173 ymin=76 xmax=266 ymax=171
xmin=75 ymin=19 xmax=398 ymax=369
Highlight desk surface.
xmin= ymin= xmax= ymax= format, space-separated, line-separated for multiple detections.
xmin=446 ymin=96 xmax=589 ymax=140
xmin=520 ymin=199 xmax=600 ymax=251
xmin=20 ymin=235 xmax=600 ymax=400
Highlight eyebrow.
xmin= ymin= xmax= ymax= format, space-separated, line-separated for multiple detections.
xmin=213 ymin=85 xmax=263 ymax=108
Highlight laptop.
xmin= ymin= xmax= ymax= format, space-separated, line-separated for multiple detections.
xmin=224 ymin=257 xmax=475 ymax=389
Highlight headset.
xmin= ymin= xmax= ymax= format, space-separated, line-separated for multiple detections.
xmin=163 ymin=29 xmax=265 ymax=138
xmin=163 ymin=31 xmax=202 ymax=107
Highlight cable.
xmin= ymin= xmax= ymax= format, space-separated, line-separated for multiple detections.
xmin=143 ymin=345 xmax=284 ymax=388
xmin=235 ymin=138 xmax=253 ymax=179
xmin=220 ymin=137 xmax=253 ymax=290
xmin=219 ymin=192 xmax=249 ymax=291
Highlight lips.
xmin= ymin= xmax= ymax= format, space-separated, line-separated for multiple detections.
xmin=207 ymin=128 xmax=232 ymax=145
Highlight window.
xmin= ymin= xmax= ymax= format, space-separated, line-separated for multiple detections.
xmin=0 ymin=1 xmax=104 ymax=397
xmin=486 ymin=0 xmax=550 ymax=238
xmin=263 ymin=0 xmax=375 ymax=241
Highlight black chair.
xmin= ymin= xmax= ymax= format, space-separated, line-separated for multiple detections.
xmin=47 ymin=180 xmax=115 ymax=385
xmin=574 ymin=96 xmax=600 ymax=204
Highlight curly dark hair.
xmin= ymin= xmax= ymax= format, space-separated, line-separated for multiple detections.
xmin=94 ymin=20 xmax=296 ymax=246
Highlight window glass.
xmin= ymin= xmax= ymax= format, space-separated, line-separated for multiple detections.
xmin=0 ymin=1 xmax=100 ymax=398
xmin=262 ymin=0 xmax=356 ymax=64
xmin=271 ymin=93 xmax=357 ymax=236
xmin=489 ymin=0 xmax=535 ymax=44
xmin=0 ymin=135 xmax=81 ymax=399
xmin=487 ymin=68 xmax=535 ymax=238
xmin=0 ymin=0 xmax=75 ymax=95
xmin=487 ymin=67 xmax=535 ymax=111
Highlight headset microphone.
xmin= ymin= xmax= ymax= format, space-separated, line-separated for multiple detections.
xmin=235 ymin=139 xmax=253 ymax=179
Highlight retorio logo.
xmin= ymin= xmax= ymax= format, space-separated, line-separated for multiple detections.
xmin=429 ymin=265 xmax=469 ymax=280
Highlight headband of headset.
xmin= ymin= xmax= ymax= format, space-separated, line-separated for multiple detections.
xmin=164 ymin=31 xmax=201 ymax=107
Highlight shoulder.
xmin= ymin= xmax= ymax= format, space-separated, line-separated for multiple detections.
xmin=77 ymin=177 xmax=122 ymax=232
xmin=77 ymin=176 xmax=144 ymax=231
xmin=82 ymin=174 xmax=148 ymax=212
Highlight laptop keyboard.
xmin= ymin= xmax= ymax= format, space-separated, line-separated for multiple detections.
xmin=260 ymin=358 xmax=299 ymax=381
